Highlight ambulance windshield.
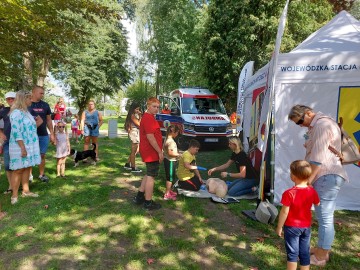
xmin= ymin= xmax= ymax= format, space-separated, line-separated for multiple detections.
xmin=181 ymin=98 xmax=226 ymax=114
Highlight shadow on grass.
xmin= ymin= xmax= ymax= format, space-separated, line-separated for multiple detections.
xmin=0 ymin=137 xmax=359 ymax=269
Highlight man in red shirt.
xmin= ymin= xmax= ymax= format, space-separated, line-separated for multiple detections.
xmin=161 ymin=103 xmax=171 ymax=114
xmin=133 ymin=97 xmax=163 ymax=210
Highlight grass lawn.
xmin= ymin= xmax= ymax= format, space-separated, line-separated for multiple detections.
xmin=0 ymin=120 xmax=359 ymax=269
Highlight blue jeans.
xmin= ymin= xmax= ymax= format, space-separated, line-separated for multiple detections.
xmin=313 ymin=174 xmax=345 ymax=250
xmin=284 ymin=226 xmax=311 ymax=265
xmin=38 ymin=135 xmax=50 ymax=155
xmin=227 ymin=178 xmax=258 ymax=196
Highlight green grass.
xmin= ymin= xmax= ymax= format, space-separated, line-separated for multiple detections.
xmin=0 ymin=134 xmax=359 ymax=269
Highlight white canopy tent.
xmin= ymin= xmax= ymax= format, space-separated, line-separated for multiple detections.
xmin=241 ymin=11 xmax=360 ymax=210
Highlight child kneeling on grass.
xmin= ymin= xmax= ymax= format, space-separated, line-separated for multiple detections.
xmin=276 ymin=160 xmax=320 ymax=270
xmin=176 ymin=139 xmax=204 ymax=191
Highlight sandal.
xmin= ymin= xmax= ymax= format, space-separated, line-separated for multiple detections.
xmin=310 ymin=248 xmax=330 ymax=261
xmin=310 ymin=255 xmax=327 ymax=266
xmin=3 ymin=189 xmax=12 ymax=195
xmin=22 ymin=192 xmax=39 ymax=198
xmin=11 ymin=197 xmax=18 ymax=205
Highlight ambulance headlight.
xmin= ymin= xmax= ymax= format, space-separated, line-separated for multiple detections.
xmin=183 ymin=123 xmax=195 ymax=131
xmin=227 ymin=123 xmax=233 ymax=131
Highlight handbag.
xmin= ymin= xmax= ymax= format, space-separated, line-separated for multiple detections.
xmin=328 ymin=117 xmax=360 ymax=165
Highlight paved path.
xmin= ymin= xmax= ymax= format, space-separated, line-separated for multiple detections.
xmin=68 ymin=128 xmax=128 ymax=139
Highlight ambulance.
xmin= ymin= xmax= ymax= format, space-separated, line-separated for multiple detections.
xmin=157 ymin=87 xmax=233 ymax=148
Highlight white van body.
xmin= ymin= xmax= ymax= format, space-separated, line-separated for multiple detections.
xmin=157 ymin=87 xmax=232 ymax=148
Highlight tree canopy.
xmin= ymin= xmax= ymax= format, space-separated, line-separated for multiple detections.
xmin=52 ymin=17 xmax=131 ymax=112
xmin=1 ymin=0 xmax=357 ymax=112
xmin=203 ymin=0 xmax=335 ymax=109
xmin=136 ymin=0 xmax=207 ymax=94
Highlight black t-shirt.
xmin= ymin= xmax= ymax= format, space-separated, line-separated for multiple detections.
xmin=230 ymin=151 xmax=259 ymax=182
xmin=0 ymin=107 xmax=11 ymax=144
xmin=29 ymin=100 xmax=51 ymax=136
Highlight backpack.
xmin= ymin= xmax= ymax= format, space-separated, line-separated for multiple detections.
xmin=328 ymin=117 xmax=360 ymax=165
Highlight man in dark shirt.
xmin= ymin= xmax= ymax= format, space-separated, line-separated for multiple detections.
xmin=29 ymin=86 xmax=55 ymax=182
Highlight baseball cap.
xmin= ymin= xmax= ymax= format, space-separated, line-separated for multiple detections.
xmin=5 ymin=91 xmax=16 ymax=99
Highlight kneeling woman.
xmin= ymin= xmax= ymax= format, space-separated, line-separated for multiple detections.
xmin=208 ymin=136 xmax=258 ymax=196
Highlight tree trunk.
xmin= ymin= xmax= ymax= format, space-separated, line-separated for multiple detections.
xmin=155 ymin=68 xmax=160 ymax=97
xmin=23 ymin=51 xmax=33 ymax=90
xmin=37 ymin=57 xmax=50 ymax=87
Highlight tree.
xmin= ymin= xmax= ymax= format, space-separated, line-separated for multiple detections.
xmin=350 ymin=0 xmax=360 ymax=19
xmin=52 ymin=18 xmax=131 ymax=114
xmin=136 ymin=0 xmax=207 ymax=94
xmin=0 ymin=0 xmax=123 ymax=91
xmin=125 ymin=79 xmax=156 ymax=108
xmin=203 ymin=0 xmax=335 ymax=110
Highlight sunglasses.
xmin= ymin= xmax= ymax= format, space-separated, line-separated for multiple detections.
xmin=296 ymin=114 xmax=305 ymax=125
xmin=58 ymin=126 xmax=65 ymax=128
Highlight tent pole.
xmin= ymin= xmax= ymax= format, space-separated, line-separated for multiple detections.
xmin=270 ymin=111 xmax=275 ymax=203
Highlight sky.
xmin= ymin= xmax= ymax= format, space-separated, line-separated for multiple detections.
xmin=123 ymin=19 xmax=138 ymax=56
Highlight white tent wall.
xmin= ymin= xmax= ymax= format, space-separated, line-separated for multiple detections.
xmin=240 ymin=11 xmax=360 ymax=210
xmin=274 ymin=50 xmax=360 ymax=211
xmin=274 ymin=80 xmax=360 ymax=210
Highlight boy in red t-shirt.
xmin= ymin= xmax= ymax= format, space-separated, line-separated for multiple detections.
xmin=133 ymin=97 xmax=163 ymax=210
xmin=276 ymin=160 xmax=320 ymax=270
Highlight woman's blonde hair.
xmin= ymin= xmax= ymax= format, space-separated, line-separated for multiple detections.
xmin=88 ymin=99 xmax=96 ymax=105
xmin=10 ymin=91 xmax=31 ymax=112
xmin=228 ymin=136 xmax=243 ymax=153
xmin=288 ymin=105 xmax=313 ymax=120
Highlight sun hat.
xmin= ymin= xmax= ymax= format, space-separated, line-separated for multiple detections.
xmin=5 ymin=91 xmax=16 ymax=99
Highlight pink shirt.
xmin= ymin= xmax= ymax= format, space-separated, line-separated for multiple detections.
xmin=305 ymin=112 xmax=348 ymax=182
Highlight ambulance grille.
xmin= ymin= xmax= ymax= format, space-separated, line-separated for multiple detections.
xmin=194 ymin=126 xmax=226 ymax=133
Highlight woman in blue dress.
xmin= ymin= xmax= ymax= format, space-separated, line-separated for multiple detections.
xmin=80 ymin=100 xmax=103 ymax=160
xmin=9 ymin=91 xmax=41 ymax=204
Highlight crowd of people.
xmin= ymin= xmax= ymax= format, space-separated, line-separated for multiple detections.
xmin=129 ymin=98 xmax=347 ymax=268
xmin=0 ymin=87 xmax=103 ymax=211
xmin=0 ymin=92 xmax=347 ymax=268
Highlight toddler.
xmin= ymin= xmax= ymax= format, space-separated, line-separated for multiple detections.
xmin=276 ymin=160 xmax=320 ymax=270
xmin=55 ymin=122 xmax=70 ymax=177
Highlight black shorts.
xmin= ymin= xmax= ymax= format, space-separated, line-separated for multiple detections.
xmin=164 ymin=158 xmax=177 ymax=182
xmin=146 ymin=161 xmax=160 ymax=177
xmin=178 ymin=175 xmax=202 ymax=191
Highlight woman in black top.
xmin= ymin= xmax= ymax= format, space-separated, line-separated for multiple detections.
xmin=208 ymin=136 xmax=258 ymax=196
